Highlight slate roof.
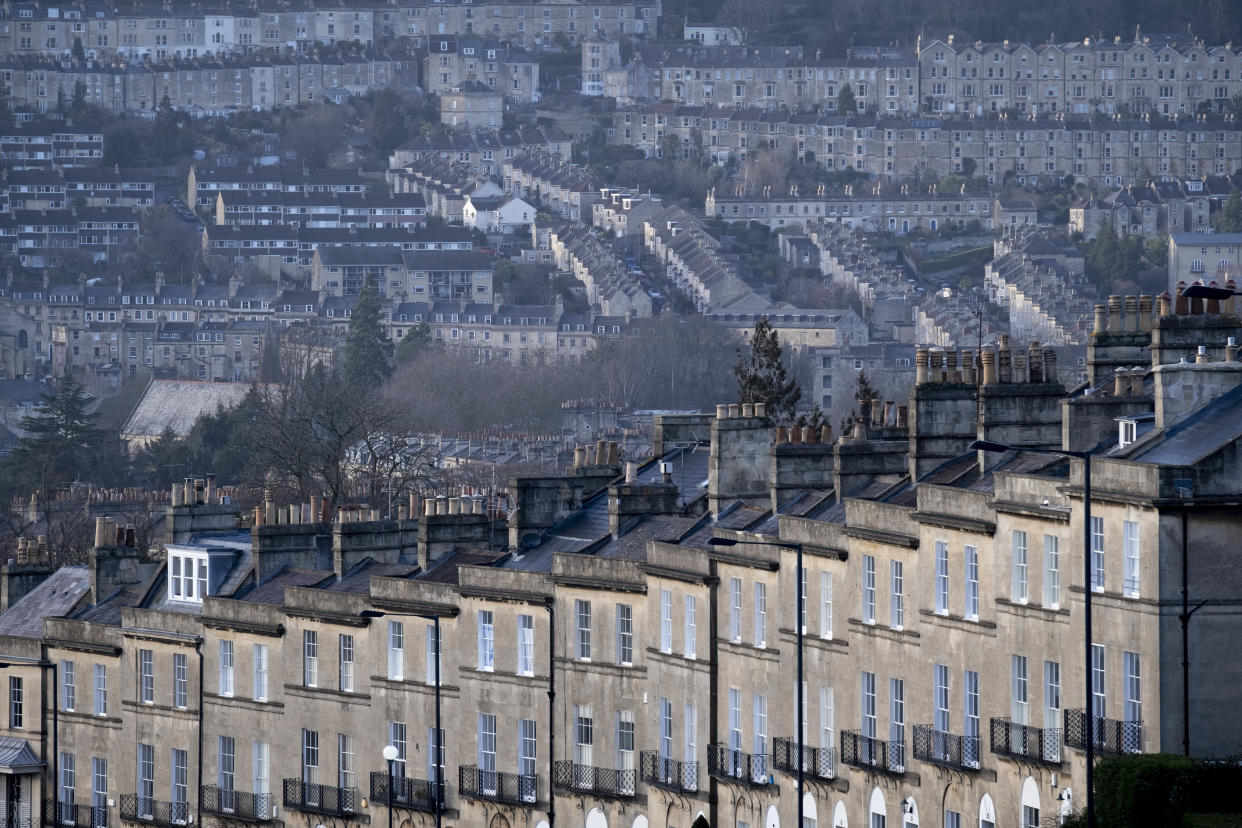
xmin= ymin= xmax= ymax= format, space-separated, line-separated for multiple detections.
xmin=0 ymin=737 xmax=44 ymax=773
xmin=1127 ymin=384 xmax=1242 ymax=466
xmin=0 ymin=566 xmax=90 ymax=638
xmin=236 ymin=567 xmax=333 ymax=605
xmin=121 ymin=380 xmax=255 ymax=441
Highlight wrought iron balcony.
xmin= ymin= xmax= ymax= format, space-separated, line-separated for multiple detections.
xmin=552 ymin=762 xmax=636 ymax=799
xmin=280 ymin=779 xmax=358 ymax=817
xmin=639 ymin=751 xmax=698 ymax=793
xmin=118 ymin=795 xmax=189 ymax=827
xmin=706 ymin=744 xmax=774 ymax=786
xmin=912 ymin=725 xmax=981 ymax=771
xmin=1064 ymin=710 xmax=1142 ymax=755
xmin=989 ymin=718 xmax=1062 ymax=764
xmin=772 ymin=737 xmax=835 ymax=780
xmin=840 ymin=730 xmax=905 ymax=775
xmin=47 ymin=800 xmax=107 ymax=828
xmin=369 ymin=771 xmax=442 ymax=813
xmin=458 ymin=765 xmax=537 ymax=806
xmin=200 ymin=785 xmax=276 ymax=822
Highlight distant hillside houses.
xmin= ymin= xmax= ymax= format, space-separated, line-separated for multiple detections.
xmin=585 ymin=31 xmax=1242 ymax=118
xmin=0 ymin=0 xmax=661 ymax=61
xmin=608 ymin=105 xmax=1242 ymax=188
xmin=0 ymin=51 xmax=411 ymax=115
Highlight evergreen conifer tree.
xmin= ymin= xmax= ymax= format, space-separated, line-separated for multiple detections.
xmin=343 ymin=275 xmax=393 ymax=388
xmin=734 ymin=316 xmax=801 ymax=421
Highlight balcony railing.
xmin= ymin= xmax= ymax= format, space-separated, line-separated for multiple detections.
xmin=912 ymin=725 xmax=982 ymax=771
xmin=200 ymin=786 xmax=276 ymax=822
xmin=1064 ymin=710 xmax=1143 ymax=755
xmin=840 ymin=730 xmax=905 ymax=775
xmin=46 ymin=800 xmax=107 ymax=828
xmin=281 ymin=779 xmax=358 ymax=817
xmin=772 ymin=737 xmax=835 ymax=780
xmin=118 ymin=795 xmax=189 ymax=827
xmin=458 ymin=766 xmax=537 ymax=806
xmin=989 ymin=718 xmax=1062 ymax=764
xmin=639 ymin=751 xmax=698 ymax=793
xmin=552 ymin=762 xmax=636 ymax=799
xmin=369 ymin=771 xmax=441 ymax=813
xmin=706 ymin=744 xmax=774 ymax=786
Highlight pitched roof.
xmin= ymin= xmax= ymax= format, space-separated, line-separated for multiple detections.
xmin=0 ymin=566 xmax=91 ymax=638
xmin=121 ymin=380 xmax=255 ymax=441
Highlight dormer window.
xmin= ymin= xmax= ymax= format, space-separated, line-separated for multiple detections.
xmin=1119 ymin=419 xmax=1137 ymax=448
xmin=168 ymin=550 xmax=208 ymax=602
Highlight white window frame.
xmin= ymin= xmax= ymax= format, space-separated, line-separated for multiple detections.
xmin=302 ymin=631 xmax=318 ymax=687
xmin=1123 ymin=520 xmax=1140 ymax=597
xmin=1042 ymin=535 xmax=1060 ymax=608
xmin=964 ymin=545 xmax=979 ymax=620
xmin=935 ymin=540 xmax=949 ymax=614
xmin=862 ymin=555 xmax=876 ymax=624
xmin=517 ymin=614 xmax=534 ymax=676
xmin=339 ymin=634 xmax=354 ymax=693
xmin=660 ymin=589 xmax=673 ymax=653
xmin=890 ymin=560 xmax=904 ymax=629
xmin=477 ymin=610 xmax=494 ymax=670
xmin=387 ymin=621 xmax=404 ymax=681
xmin=615 ymin=604 xmax=632 ymax=665
xmin=1090 ymin=516 xmax=1105 ymax=592
xmin=218 ymin=641 xmax=234 ymax=697
xmin=754 ymin=582 xmax=767 ymax=646
xmin=252 ymin=645 xmax=268 ymax=702
xmin=728 ymin=578 xmax=742 ymax=641
xmin=820 ymin=572 xmax=833 ymax=638
xmin=683 ymin=594 xmax=696 ymax=659
xmin=1012 ymin=530 xmax=1029 ymax=603
xmin=575 ymin=600 xmax=592 ymax=660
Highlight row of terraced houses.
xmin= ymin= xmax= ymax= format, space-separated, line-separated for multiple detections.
xmin=0 ymin=292 xmax=1240 ymax=828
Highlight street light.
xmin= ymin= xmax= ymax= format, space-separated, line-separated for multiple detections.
xmin=359 ymin=610 xmax=446 ymax=828
xmin=0 ymin=661 xmax=57 ymax=826
xmin=708 ymin=536 xmax=805 ymax=828
xmin=381 ymin=744 xmax=399 ymax=828
xmin=970 ymin=439 xmax=1095 ymax=828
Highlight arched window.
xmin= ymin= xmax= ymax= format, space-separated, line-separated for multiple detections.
xmin=1021 ymin=778 xmax=1041 ymax=828
xmin=979 ymin=793 xmax=996 ymax=828
xmin=17 ymin=330 xmax=27 ymax=348
xmin=765 ymin=804 xmax=780 ymax=828
xmin=902 ymin=798 xmax=919 ymax=828
xmin=803 ymin=793 xmax=818 ymax=828
xmin=632 ymin=817 xmax=649 ymax=828
xmin=586 ymin=808 xmax=608 ymax=828
xmin=870 ymin=787 xmax=888 ymax=828
xmin=834 ymin=801 xmax=848 ymax=828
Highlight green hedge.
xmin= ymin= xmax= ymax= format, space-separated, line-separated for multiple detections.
xmin=1079 ymin=754 xmax=1242 ymax=828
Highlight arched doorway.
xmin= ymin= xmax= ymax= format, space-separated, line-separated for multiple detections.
xmin=691 ymin=814 xmax=710 ymax=828
xmin=978 ymin=794 xmax=996 ymax=828
xmin=803 ymin=793 xmax=818 ymax=828
xmin=766 ymin=804 xmax=780 ymax=828
xmin=869 ymin=787 xmax=887 ymax=828
xmin=833 ymin=801 xmax=848 ymax=828
xmin=586 ymin=808 xmax=608 ymax=828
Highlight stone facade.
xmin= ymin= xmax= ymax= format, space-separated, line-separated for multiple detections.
xmin=1 ymin=294 xmax=1241 ymax=828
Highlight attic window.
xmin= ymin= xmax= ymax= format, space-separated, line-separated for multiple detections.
xmin=1118 ymin=419 xmax=1137 ymax=448
xmin=168 ymin=552 xmax=208 ymax=602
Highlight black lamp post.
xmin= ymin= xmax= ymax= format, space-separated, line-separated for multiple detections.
xmin=970 ymin=439 xmax=1095 ymax=828
xmin=0 ymin=660 xmax=57 ymax=825
xmin=382 ymin=744 xmax=399 ymax=828
xmin=708 ymin=537 xmax=804 ymax=828
xmin=360 ymin=610 xmax=447 ymax=828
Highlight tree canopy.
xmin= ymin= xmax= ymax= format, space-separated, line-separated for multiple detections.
xmin=734 ymin=316 xmax=801 ymax=421
xmin=342 ymin=276 xmax=394 ymax=388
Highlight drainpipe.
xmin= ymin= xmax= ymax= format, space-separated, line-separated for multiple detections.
xmin=544 ymin=601 xmax=555 ymax=828
xmin=196 ymin=639 xmax=204 ymax=826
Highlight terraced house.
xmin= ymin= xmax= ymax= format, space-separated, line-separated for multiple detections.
xmin=1 ymin=286 xmax=1239 ymax=828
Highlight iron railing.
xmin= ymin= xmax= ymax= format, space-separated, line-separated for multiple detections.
xmin=989 ymin=718 xmax=1062 ymax=764
xmin=639 ymin=752 xmax=698 ymax=793
xmin=912 ymin=725 xmax=982 ymax=771
xmin=369 ymin=771 xmax=441 ymax=812
xmin=118 ymin=795 xmax=189 ymax=827
xmin=280 ymin=779 xmax=358 ymax=817
xmin=840 ymin=730 xmax=905 ymax=774
xmin=457 ymin=766 xmax=537 ymax=806
xmin=706 ymin=744 xmax=774 ymax=786
xmin=1064 ymin=710 xmax=1143 ymax=755
xmin=771 ymin=737 xmax=835 ymax=780
xmin=552 ymin=762 xmax=636 ymax=798
xmin=46 ymin=800 xmax=107 ymax=827
xmin=200 ymin=785 xmax=276 ymax=822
